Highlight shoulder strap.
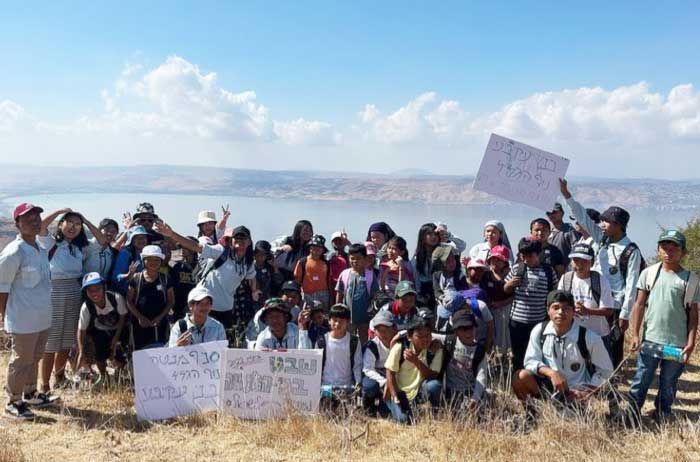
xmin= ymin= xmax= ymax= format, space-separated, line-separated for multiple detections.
xmin=398 ymin=337 xmax=410 ymax=367
xmin=366 ymin=340 xmax=379 ymax=360
xmin=85 ymin=299 xmax=98 ymax=331
xmin=48 ymin=244 xmax=58 ymax=261
xmin=105 ymin=291 xmax=118 ymax=309
xmin=469 ymin=297 xmax=482 ymax=319
xmin=472 ymin=343 xmax=486 ymax=377
xmin=516 ymin=262 xmax=527 ymax=279
xmin=645 ymin=262 xmax=663 ymax=294
xmin=590 ymin=271 xmax=601 ymax=306
xmin=620 ymin=242 xmax=642 ymax=279
xmin=563 ymin=271 xmax=574 ymax=293
xmin=577 ymin=325 xmax=595 ymax=376
xmin=134 ymin=272 xmax=143 ymax=306
xmin=350 ymin=335 xmax=359 ymax=380
xmin=538 ymin=320 xmax=550 ymax=350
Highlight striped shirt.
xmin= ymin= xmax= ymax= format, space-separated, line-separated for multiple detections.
xmin=507 ymin=264 xmax=557 ymax=324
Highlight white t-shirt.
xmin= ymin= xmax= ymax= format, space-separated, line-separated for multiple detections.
xmin=557 ymin=271 xmax=614 ymax=336
xmin=321 ymin=333 xmax=356 ymax=387
xmin=78 ymin=292 xmax=128 ymax=331
xmin=362 ymin=337 xmax=392 ymax=387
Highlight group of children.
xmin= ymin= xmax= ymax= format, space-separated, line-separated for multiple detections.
xmin=1 ymin=177 xmax=698 ymax=425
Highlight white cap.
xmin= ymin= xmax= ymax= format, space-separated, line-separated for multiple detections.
xmin=141 ymin=245 xmax=166 ymax=261
xmin=197 ymin=210 xmax=217 ymax=225
xmin=188 ymin=286 xmax=213 ymax=304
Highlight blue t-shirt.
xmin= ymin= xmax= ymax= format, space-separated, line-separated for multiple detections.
xmin=335 ymin=269 xmax=379 ymax=324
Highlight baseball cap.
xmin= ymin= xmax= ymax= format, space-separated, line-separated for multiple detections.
xmin=467 ymin=258 xmax=489 ymax=270
xmin=568 ymin=243 xmax=595 ymax=261
xmin=371 ymin=310 xmax=395 ymax=328
xmin=231 ymin=225 xmax=251 ymax=239
xmin=81 ymin=272 xmax=103 ymax=289
xmin=13 ymin=203 xmax=43 ymax=221
xmin=187 ymin=286 xmax=213 ymax=304
xmin=395 ymin=280 xmax=417 ymax=298
xmin=487 ymin=245 xmax=510 ymax=263
xmin=547 ymin=203 xmax=564 ymax=214
xmin=260 ymin=297 xmax=290 ymax=322
xmin=547 ymin=290 xmax=575 ymax=308
xmin=658 ymin=229 xmax=686 ymax=249
xmin=282 ymin=280 xmax=302 ymax=293
xmin=451 ymin=309 xmax=476 ymax=330
xmin=331 ymin=231 xmax=345 ymax=242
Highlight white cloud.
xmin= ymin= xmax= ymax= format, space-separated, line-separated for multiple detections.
xmin=273 ymin=119 xmax=342 ymax=145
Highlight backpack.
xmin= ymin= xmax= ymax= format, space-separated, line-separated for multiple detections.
xmin=561 ymin=271 xmax=601 ymax=306
xmin=339 ymin=268 xmax=374 ymax=294
xmin=364 ymin=339 xmax=381 ymax=363
xmin=619 ymin=242 xmax=646 ymax=280
xmin=194 ymin=247 xmax=230 ymax=284
xmin=458 ymin=287 xmax=487 ymax=319
xmin=133 ymin=271 xmax=169 ymax=308
xmin=538 ymin=320 xmax=594 ymax=376
xmin=516 ymin=262 xmax=556 ymax=291
xmin=643 ymin=262 xmax=700 ymax=309
xmin=85 ymin=291 xmax=119 ymax=332
xmin=317 ymin=333 xmax=360 ymax=384
xmin=440 ymin=334 xmax=485 ymax=380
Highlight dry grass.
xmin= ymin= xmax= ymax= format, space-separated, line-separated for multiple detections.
xmin=1 ymin=348 xmax=700 ymax=462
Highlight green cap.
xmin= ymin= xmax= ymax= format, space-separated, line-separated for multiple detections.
xmin=395 ymin=280 xmax=417 ymax=298
xmin=658 ymin=229 xmax=686 ymax=249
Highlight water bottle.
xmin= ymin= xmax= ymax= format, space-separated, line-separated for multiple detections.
xmin=661 ymin=345 xmax=684 ymax=362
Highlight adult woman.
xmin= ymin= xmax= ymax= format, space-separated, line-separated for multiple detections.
xmin=126 ymin=245 xmax=174 ymax=350
xmin=411 ymin=223 xmax=439 ymax=309
xmin=37 ymin=209 xmax=108 ymax=391
xmin=272 ymin=220 xmax=314 ymax=280
xmin=196 ymin=205 xmax=230 ymax=245
xmin=156 ymin=222 xmax=260 ymax=329
xmin=83 ymin=218 xmax=121 ymax=282
xmin=467 ymin=221 xmax=513 ymax=264
xmin=111 ymin=225 xmax=150 ymax=295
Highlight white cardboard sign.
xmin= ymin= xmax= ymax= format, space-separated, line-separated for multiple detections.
xmin=219 ymin=348 xmax=323 ymax=420
xmin=133 ymin=341 xmax=227 ymax=421
xmin=473 ymin=133 xmax=570 ymax=210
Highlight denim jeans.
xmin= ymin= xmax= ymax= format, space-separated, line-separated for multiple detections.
xmin=362 ymin=376 xmax=389 ymax=415
xmin=385 ymin=379 xmax=442 ymax=424
xmin=629 ymin=349 xmax=685 ymax=417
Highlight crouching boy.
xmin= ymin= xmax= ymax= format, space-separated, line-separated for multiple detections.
xmin=362 ymin=310 xmax=397 ymax=416
xmin=252 ymin=298 xmax=312 ymax=350
xmin=317 ymin=304 xmax=363 ymax=409
xmin=384 ymin=315 xmax=443 ymax=424
xmin=169 ymin=286 xmax=227 ymax=347
xmin=512 ymin=290 xmax=613 ymax=415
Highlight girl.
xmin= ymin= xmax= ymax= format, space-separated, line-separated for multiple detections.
xmin=467 ymin=221 xmax=514 ymax=265
xmin=379 ymin=236 xmax=414 ymax=295
xmin=366 ymin=221 xmax=396 ymax=262
xmin=294 ymin=234 xmax=331 ymax=311
xmin=111 ymin=225 xmax=150 ymax=295
xmin=156 ymin=223 xmax=260 ymax=330
xmin=170 ymin=236 xmax=199 ymax=321
xmin=273 ymin=219 xmax=314 ymax=280
xmin=37 ymin=209 xmax=108 ymax=391
xmin=411 ymin=223 xmax=439 ymax=309
xmin=196 ymin=206 xmax=230 ymax=246
xmin=432 ymin=245 xmax=468 ymax=308
xmin=126 ymin=245 xmax=174 ymax=350
xmin=83 ymin=218 xmax=121 ymax=283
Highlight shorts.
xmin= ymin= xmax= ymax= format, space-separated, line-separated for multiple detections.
xmin=90 ymin=328 xmax=126 ymax=363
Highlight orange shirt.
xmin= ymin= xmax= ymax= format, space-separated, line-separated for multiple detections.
xmin=294 ymin=257 xmax=329 ymax=294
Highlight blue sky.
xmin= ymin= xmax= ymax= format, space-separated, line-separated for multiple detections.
xmin=1 ymin=2 xmax=700 ymax=177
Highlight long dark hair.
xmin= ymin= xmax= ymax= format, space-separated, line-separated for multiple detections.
xmin=55 ymin=212 xmax=89 ymax=252
xmin=197 ymin=224 xmax=218 ymax=241
xmin=285 ymin=220 xmax=313 ymax=264
xmin=387 ymin=236 xmax=409 ymax=259
xmin=414 ymin=223 xmax=437 ymax=276
xmin=365 ymin=222 xmax=396 ymax=243
xmin=232 ymin=237 xmax=255 ymax=275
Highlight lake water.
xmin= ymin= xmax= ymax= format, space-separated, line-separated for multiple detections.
xmin=2 ymin=193 xmax=698 ymax=257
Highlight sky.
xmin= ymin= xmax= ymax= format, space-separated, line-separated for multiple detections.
xmin=1 ymin=1 xmax=700 ymax=179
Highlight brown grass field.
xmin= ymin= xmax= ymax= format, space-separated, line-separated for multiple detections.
xmin=1 ymin=342 xmax=700 ymax=462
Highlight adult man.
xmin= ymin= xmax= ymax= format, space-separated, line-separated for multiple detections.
xmin=560 ymin=179 xmax=644 ymax=367
xmin=547 ymin=202 xmax=580 ymax=266
xmin=0 ymin=203 xmax=56 ymax=419
xmin=168 ymin=286 xmax=227 ymax=347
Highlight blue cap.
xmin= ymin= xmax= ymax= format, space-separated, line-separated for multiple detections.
xmin=125 ymin=225 xmax=149 ymax=246
xmin=81 ymin=272 xmax=103 ymax=289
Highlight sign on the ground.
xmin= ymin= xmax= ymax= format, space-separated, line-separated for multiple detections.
xmin=473 ymin=133 xmax=570 ymax=210
xmin=133 ymin=341 xmax=227 ymax=421
xmin=219 ymin=349 xmax=323 ymax=420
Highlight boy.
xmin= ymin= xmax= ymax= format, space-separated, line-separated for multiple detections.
xmin=253 ymin=240 xmax=284 ymax=309
xmin=504 ymin=237 xmax=558 ymax=370
xmin=560 ymin=178 xmax=644 ymax=368
xmin=530 ymin=218 xmax=566 ymax=275
xmin=384 ymin=314 xmax=443 ymax=424
xmin=629 ymin=230 xmax=699 ymax=420
xmin=168 ymin=286 xmax=227 ymax=347
xmin=327 ymin=230 xmax=349 ymax=302
xmin=558 ymin=243 xmax=615 ymax=349
xmin=335 ymin=244 xmax=379 ymax=344
xmin=362 ymin=310 xmax=396 ymax=416
xmin=77 ymin=272 xmax=128 ymax=380
xmin=434 ymin=310 xmax=488 ymax=412
xmin=294 ymin=234 xmax=330 ymax=311
xmin=306 ymin=300 xmax=330 ymax=346
xmin=381 ymin=280 xmax=419 ymax=331
xmin=253 ymin=298 xmax=312 ymax=350
xmin=170 ymin=236 xmax=198 ymax=322
xmin=244 ymin=280 xmax=303 ymax=347
xmin=546 ymin=202 xmax=580 ymax=266
xmin=513 ymin=290 xmax=613 ymax=413
xmin=437 ymin=291 xmax=494 ymax=353
xmin=317 ymin=304 xmax=363 ymax=408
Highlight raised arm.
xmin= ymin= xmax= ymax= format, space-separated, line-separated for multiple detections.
xmin=80 ymin=214 xmax=109 ymax=247
xmin=154 ymin=222 xmax=203 ymax=254
xmin=559 ymin=179 xmax=603 ymax=244
xmin=40 ymin=208 xmax=72 ymax=236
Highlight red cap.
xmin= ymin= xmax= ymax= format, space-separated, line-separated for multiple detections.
xmin=487 ymin=245 xmax=510 ymax=263
xmin=13 ymin=203 xmax=44 ymax=221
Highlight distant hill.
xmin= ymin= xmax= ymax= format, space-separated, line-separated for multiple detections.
xmin=1 ymin=164 xmax=699 ymax=212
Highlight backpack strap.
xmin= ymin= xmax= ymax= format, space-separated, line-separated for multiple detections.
xmin=620 ymin=242 xmax=644 ymax=280
xmin=105 ymin=291 xmax=118 ymax=311
xmin=48 ymin=243 xmax=58 ymax=262
xmin=134 ymin=272 xmax=143 ymax=307
xmin=350 ymin=335 xmax=359 ymax=383
xmin=437 ymin=334 xmax=457 ymax=379
xmin=543 ymin=265 xmax=556 ymax=291
xmin=590 ymin=271 xmax=601 ymax=306
xmin=563 ymin=271 xmax=574 ymax=293
xmin=577 ymin=325 xmax=595 ymax=377
xmin=471 ymin=343 xmax=486 ymax=378
xmin=85 ymin=299 xmax=98 ymax=332
xmin=516 ymin=262 xmax=527 ymax=280
xmin=398 ymin=337 xmax=411 ymax=368
xmin=199 ymin=247 xmax=230 ymax=283
xmin=644 ymin=262 xmax=663 ymax=294
xmin=365 ymin=340 xmax=380 ymax=361
xmin=468 ymin=296 xmax=483 ymax=319
xmin=538 ymin=320 xmax=550 ymax=351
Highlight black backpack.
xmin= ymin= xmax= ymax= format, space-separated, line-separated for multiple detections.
xmin=397 ymin=336 xmax=440 ymax=371
xmin=84 ymin=291 xmax=119 ymax=332
xmin=538 ymin=320 xmax=595 ymax=376
xmin=317 ymin=333 xmax=360 ymax=384
xmin=516 ymin=262 xmax=556 ymax=291
xmin=618 ymin=242 xmax=646 ymax=280
xmin=194 ymin=247 xmax=230 ymax=284
xmin=561 ymin=271 xmax=601 ymax=306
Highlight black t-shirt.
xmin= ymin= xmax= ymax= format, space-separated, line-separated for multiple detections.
xmin=128 ymin=272 xmax=173 ymax=319
xmin=146 ymin=229 xmax=165 ymax=245
xmin=539 ymin=243 xmax=564 ymax=269
xmin=171 ymin=261 xmax=196 ymax=317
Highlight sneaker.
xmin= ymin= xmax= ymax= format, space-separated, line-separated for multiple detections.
xmin=24 ymin=391 xmax=60 ymax=408
xmin=5 ymin=401 xmax=35 ymax=420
